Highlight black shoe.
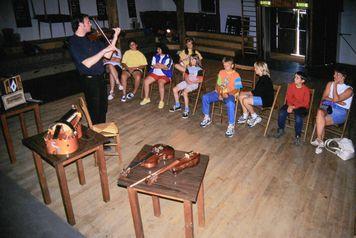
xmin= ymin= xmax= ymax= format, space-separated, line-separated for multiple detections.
xmin=169 ymin=105 xmax=181 ymax=112
xmin=294 ymin=136 xmax=302 ymax=146
xmin=273 ymin=128 xmax=285 ymax=138
xmin=182 ymin=111 xmax=189 ymax=119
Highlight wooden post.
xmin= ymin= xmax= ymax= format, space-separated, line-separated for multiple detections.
xmin=106 ymin=0 xmax=120 ymax=47
xmin=174 ymin=0 xmax=186 ymax=47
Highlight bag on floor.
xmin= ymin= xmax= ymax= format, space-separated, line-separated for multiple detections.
xmin=324 ymin=138 xmax=355 ymax=160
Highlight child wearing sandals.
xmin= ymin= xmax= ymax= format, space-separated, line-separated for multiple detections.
xmin=169 ymin=54 xmax=203 ymax=118
xmin=237 ymin=61 xmax=274 ymax=127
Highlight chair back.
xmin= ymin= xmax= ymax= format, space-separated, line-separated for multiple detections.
xmin=234 ymin=64 xmax=256 ymax=90
xmin=78 ymin=97 xmax=93 ymax=129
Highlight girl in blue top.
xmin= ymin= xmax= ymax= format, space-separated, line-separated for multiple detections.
xmin=140 ymin=44 xmax=173 ymax=109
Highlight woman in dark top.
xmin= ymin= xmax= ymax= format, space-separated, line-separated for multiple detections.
xmin=237 ymin=61 xmax=274 ymax=127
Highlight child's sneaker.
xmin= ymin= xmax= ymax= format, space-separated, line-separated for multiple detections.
xmin=273 ymin=128 xmax=285 ymax=138
xmin=294 ymin=135 xmax=302 ymax=146
xmin=158 ymin=101 xmax=164 ymax=109
xmin=169 ymin=105 xmax=181 ymax=112
xmin=108 ymin=92 xmax=114 ymax=100
xmin=200 ymin=116 xmax=211 ymax=128
xmin=248 ymin=116 xmax=262 ymax=127
xmin=315 ymin=145 xmax=324 ymax=154
xmin=120 ymin=95 xmax=127 ymax=102
xmin=237 ymin=115 xmax=248 ymax=124
xmin=311 ymin=139 xmax=323 ymax=147
xmin=225 ymin=124 xmax=235 ymax=137
xmin=182 ymin=111 xmax=189 ymax=119
xmin=127 ymin=92 xmax=135 ymax=100
xmin=140 ymin=98 xmax=151 ymax=105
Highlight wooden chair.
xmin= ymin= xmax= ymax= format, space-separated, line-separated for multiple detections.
xmin=235 ymin=64 xmax=256 ymax=90
xmin=285 ymin=88 xmax=315 ymax=141
xmin=310 ymin=102 xmax=352 ymax=143
xmin=211 ymin=91 xmax=240 ymax=124
xmin=255 ymin=84 xmax=282 ymax=136
xmin=78 ymin=97 xmax=122 ymax=164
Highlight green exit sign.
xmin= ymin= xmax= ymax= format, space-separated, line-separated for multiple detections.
xmin=260 ymin=1 xmax=271 ymax=7
xmin=296 ymin=2 xmax=309 ymax=8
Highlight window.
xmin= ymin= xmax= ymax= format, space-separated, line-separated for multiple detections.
xmin=201 ymin=0 xmax=216 ymax=14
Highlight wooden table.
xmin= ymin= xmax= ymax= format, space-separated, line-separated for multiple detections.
xmin=118 ymin=145 xmax=209 ymax=238
xmin=22 ymin=127 xmax=110 ymax=225
xmin=1 ymin=102 xmax=43 ymax=164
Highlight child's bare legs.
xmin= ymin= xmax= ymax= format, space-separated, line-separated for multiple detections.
xmin=131 ymin=71 xmax=142 ymax=95
xmin=143 ymin=76 xmax=155 ymax=99
xmin=121 ymin=71 xmax=130 ymax=97
xmin=158 ymin=79 xmax=166 ymax=102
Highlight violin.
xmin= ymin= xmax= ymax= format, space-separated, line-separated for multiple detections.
xmin=120 ymin=144 xmax=175 ymax=177
xmin=140 ymin=144 xmax=175 ymax=169
xmin=87 ymin=28 xmax=115 ymax=42
xmin=130 ymin=151 xmax=200 ymax=187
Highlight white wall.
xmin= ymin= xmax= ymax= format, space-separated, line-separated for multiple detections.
xmin=337 ymin=0 xmax=356 ymax=65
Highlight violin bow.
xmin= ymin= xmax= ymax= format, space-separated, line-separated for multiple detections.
xmin=90 ymin=17 xmax=111 ymax=45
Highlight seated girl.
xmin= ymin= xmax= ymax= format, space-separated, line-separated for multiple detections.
xmin=311 ymin=66 xmax=353 ymax=154
xmin=104 ymin=50 xmax=123 ymax=100
xmin=140 ymin=44 xmax=173 ymax=109
xmin=174 ymin=38 xmax=203 ymax=73
xmin=237 ymin=61 xmax=274 ymax=127
xmin=169 ymin=54 xmax=203 ymax=118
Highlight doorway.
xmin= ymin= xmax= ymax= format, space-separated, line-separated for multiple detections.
xmin=270 ymin=8 xmax=307 ymax=64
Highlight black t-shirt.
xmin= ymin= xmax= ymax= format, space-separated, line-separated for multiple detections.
xmin=252 ymin=75 xmax=274 ymax=107
xmin=68 ymin=34 xmax=105 ymax=76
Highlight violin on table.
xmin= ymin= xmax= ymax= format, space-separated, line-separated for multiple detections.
xmin=120 ymin=144 xmax=175 ymax=177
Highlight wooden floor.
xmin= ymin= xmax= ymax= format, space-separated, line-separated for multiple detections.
xmin=0 ymin=60 xmax=355 ymax=238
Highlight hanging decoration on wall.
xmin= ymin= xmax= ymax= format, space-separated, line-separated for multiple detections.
xmin=12 ymin=0 xmax=32 ymax=27
xmin=96 ymin=0 xmax=108 ymax=21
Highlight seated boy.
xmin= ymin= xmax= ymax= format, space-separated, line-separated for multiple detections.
xmin=199 ymin=57 xmax=242 ymax=137
xmin=274 ymin=71 xmax=311 ymax=145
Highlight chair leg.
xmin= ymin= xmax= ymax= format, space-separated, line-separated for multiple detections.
xmin=263 ymin=109 xmax=273 ymax=137
xmin=219 ymin=103 xmax=223 ymax=124
xmin=211 ymin=103 xmax=215 ymax=122
xmin=167 ymin=80 xmax=173 ymax=106
xmin=303 ymin=117 xmax=311 ymax=142
xmin=93 ymin=153 xmax=98 ymax=167
xmin=234 ymin=100 xmax=239 ymax=123
xmin=310 ymin=123 xmax=316 ymax=143
xmin=192 ymin=89 xmax=201 ymax=116
xmin=116 ymin=134 xmax=122 ymax=163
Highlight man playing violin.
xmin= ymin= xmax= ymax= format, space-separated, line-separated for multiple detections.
xmin=68 ymin=14 xmax=121 ymax=124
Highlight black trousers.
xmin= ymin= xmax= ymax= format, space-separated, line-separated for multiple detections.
xmin=80 ymin=75 xmax=108 ymax=124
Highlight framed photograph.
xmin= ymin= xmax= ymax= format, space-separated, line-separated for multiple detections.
xmin=1 ymin=89 xmax=26 ymax=110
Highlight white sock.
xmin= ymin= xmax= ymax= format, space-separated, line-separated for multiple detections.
xmin=243 ymin=113 xmax=249 ymax=119
xmin=204 ymin=115 xmax=210 ymax=120
xmin=251 ymin=113 xmax=258 ymax=119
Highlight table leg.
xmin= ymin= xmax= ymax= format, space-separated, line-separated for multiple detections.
xmin=1 ymin=115 xmax=16 ymax=164
xmin=152 ymin=195 xmax=161 ymax=217
xmin=197 ymin=182 xmax=205 ymax=227
xmin=33 ymin=152 xmax=51 ymax=204
xmin=76 ymin=159 xmax=86 ymax=185
xmin=96 ymin=145 xmax=110 ymax=202
xmin=55 ymin=163 xmax=75 ymax=225
xmin=19 ymin=113 xmax=29 ymax=138
xmin=183 ymin=201 xmax=194 ymax=238
xmin=34 ymin=104 xmax=43 ymax=133
xmin=128 ymin=188 xmax=144 ymax=238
